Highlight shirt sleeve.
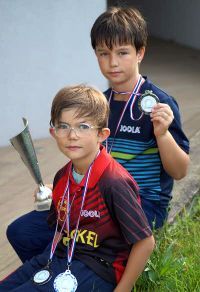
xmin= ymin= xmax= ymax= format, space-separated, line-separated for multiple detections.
xmin=167 ymin=97 xmax=190 ymax=154
xmin=102 ymin=175 xmax=152 ymax=245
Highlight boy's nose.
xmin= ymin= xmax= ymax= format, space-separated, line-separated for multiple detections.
xmin=110 ymin=54 xmax=118 ymax=67
xmin=68 ymin=128 xmax=78 ymax=139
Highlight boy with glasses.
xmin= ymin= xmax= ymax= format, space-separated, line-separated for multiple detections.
xmin=1 ymin=84 xmax=154 ymax=291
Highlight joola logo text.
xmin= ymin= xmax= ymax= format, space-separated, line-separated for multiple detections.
xmin=120 ymin=125 xmax=141 ymax=134
xmin=81 ymin=210 xmax=100 ymax=218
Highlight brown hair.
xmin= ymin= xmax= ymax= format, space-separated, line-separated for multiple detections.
xmin=50 ymin=84 xmax=109 ymax=128
xmin=91 ymin=6 xmax=147 ymax=51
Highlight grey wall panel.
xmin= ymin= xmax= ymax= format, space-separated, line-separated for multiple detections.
xmin=0 ymin=0 xmax=107 ymax=146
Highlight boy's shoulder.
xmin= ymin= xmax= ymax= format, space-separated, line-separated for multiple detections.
xmin=53 ymin=162 xmax=70 ymax=188
xmin=86 ymin=146 xmax=139 ymax=193
xmin=100 ymin=153 xmax=139 ymax=194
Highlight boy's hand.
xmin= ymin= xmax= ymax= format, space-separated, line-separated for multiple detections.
xmin=150 ymin=103 xmax=174 ymax=137
xmin=34 ymin=184 xmax=53 ymax=201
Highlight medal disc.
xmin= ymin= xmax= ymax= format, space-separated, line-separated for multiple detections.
xmin=32 ymin=268 xmax=52 ymax=285
xmin=138 ymin=90 xmax=159 ymax=114
xmin=54 ymin=270 xmax=78 ymax=292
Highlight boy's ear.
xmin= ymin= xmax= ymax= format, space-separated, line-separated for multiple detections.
xmin=137 ymin=46 xmax=145 ymax=63
xmin=98 ymin=128 xmax=110 ymax=143
xmin=49 ymin=127 xmax=56 ymax=139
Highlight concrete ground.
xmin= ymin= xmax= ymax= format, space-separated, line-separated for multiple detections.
xmin=0 ymin=37 xmax=200 ymax=279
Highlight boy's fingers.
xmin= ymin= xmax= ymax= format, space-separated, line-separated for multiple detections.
xmin=151 ymin=104 xmax=174 ymax=120
xmin=45 ymin=184 xmax=53 ymax=190
xmin=33 ymin=184 xmax=53 ymax=198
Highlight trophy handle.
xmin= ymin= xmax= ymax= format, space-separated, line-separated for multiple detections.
xmin=35 ymin=184 xmax=52 ymax=211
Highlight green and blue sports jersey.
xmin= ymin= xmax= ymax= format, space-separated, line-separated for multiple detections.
xmin=104 ymin=76 xmax=190 ymax=202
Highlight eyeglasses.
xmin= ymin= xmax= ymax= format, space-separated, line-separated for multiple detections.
xmin=53 ymin=123 xmax=100 ymax=137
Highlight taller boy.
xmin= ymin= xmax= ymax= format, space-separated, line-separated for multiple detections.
xmin=91 ymin=6 xmax=190 ymax=229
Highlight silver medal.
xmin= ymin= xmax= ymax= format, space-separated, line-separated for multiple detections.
xmin=53 ymin=269 xmax=78 ymax=292
xmin=33 ymin=268 xmax=52 ymax=285
xmin=138 ymin=90 xmax=159 ymax=114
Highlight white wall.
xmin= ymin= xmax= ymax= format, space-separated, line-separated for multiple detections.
xmin=0 ymin=0 xmax=107 ymax=146
xmin=127 ymin=0 xmax=200 ymax=50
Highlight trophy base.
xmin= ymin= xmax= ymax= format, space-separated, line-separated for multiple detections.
xmin=34 ymin=199 xmax=52 ymax=211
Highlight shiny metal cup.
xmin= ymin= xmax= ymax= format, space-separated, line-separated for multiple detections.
xmin=10 ymin=118 xmax=52 ymax=211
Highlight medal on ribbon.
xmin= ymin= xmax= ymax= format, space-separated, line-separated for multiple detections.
xmin=138 ymin=90 xmax=159 ymax=114
xmin=32 ymin=268 xmax=52 ymax=285
xmin=54 ymin=269 xmax=78 ymax=292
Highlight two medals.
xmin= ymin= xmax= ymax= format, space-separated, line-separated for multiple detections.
xmin=33 ymin=268 xmax=77 ymax=292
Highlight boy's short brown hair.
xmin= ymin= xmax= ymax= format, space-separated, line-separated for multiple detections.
xmin=50 ymin=84 xmax=109 ymax=128
xmin=91 ymin=6 xmax=147 ymax=51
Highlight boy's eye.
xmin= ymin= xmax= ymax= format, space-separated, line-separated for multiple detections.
xmin=119 ymin=51 xmax=128 ymax=55
xmin=99 ymin=52 xmax=108 ymax=56
xmin=58 ymin=124 xmax=69 ymax=130
xmin=78 ymin=123 xmax=90 ymax=130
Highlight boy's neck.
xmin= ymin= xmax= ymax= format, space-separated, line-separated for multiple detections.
xmin=112 ymin=74 xmax=141 ymax=101
xmin=113 ymin=93 xmax=130 ymax=101
xmin=72 ymin=148 xmax=100 ymax=175
xmin=112 ymin=82 xmax=134 ymax=94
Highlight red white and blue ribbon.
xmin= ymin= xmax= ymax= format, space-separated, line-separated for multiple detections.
xmin=106 ymin=75 xmax=144 ymax=153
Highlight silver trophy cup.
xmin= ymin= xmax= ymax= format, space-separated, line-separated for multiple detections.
xmin=10 ymin=118 xmax=52 ymax=211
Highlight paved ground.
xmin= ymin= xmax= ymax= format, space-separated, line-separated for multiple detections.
xmin=0 ymin=38 xmax=200 ymax=279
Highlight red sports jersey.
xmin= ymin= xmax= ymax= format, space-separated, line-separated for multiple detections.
xmin=48 ymin=146 xmax=152 ymax=284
